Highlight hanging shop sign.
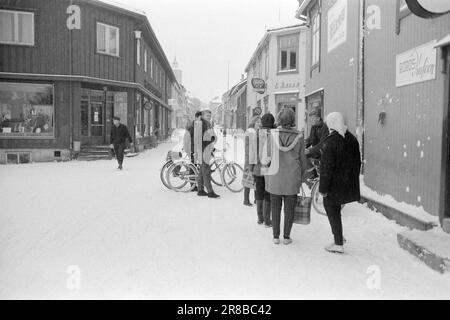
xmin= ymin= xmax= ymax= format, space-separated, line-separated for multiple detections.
xmin=406 ymin=0 xmax=450 ymax=18
xmin=251 ymin=78 xmax=266 ymax=94
xmin=252 ymin=107 xmax=262 ymax=116
xmin=395 ymin=40 xmax=437 ymax=87
xmin=327 ymin=0 xmax=347 ymax=53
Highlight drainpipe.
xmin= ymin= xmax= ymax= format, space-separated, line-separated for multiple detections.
xmin=69 ymin=0 xmax=74 ymax=154
xmin=356 ymin=0 xmax=365 ymax=174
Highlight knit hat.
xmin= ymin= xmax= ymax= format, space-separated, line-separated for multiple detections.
xmin=261 ymin=113 xmax=275 ymax=129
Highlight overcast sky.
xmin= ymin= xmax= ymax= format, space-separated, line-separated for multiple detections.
xmin=103 ymin=0 xmax=300 ymax=102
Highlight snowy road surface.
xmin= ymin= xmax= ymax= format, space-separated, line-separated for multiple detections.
xmin=1 ymin=142 xmax=449 ymax=299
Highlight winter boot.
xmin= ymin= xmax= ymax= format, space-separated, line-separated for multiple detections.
xmin=207 ymin=191 xmax=220 ymax=198
xmin=273 ymin=238 xmax=280 ymax=245
xmin=263 ymin=200 xmax=272 ymax=227
xmin=197 ymin=190 xmax=208 ymax=196
xmin=283 ymin=238 xmax=293 ymax=245
xmin=256 ymin=200 xmax=264 ymax=224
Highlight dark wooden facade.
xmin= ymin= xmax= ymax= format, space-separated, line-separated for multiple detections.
xmin=298 ymin=0 xmax=450 ymax=222
xmin=0 ymin=0 xmax=175 ymax=162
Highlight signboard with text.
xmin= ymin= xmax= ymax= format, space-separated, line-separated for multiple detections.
xmin=395 ymin=40 xmax=437 ymax=87
xmin=327 ymin=0 xmax=347 ymax=53
xmin=251 ymin=78 xmax=266 ymax=94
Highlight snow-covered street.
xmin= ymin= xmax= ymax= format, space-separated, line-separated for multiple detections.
xmin=1 ymin=142 xmax=449 ymax=300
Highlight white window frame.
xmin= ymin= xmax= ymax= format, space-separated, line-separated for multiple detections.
xmin=278 ymin=35 xmax=298 ymax=73
xmin=96 ymin=22 xmax=120 ymax=57
xmin=136 ymin=39 xmax=141 ymax=65
xmin=144 ymin=49 xmax=148 ymax=72
xmin=150 ymin=57 xmax=154 ymax=78
xmin=0 ymin=9 xmax=35 ymax=46
xmin=311 ymin=9 xmax=321 ymax=68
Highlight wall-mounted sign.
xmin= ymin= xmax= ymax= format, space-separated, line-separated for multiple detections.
xmin=275 ymin=82 xmax=300 ymax=90
xmin=395 ymin=40 xmax=437 ymax=87
xmin=251 ymin=78 xmax=266 ymax=94
xmin=327 ymin=0 xmax=347 ymax=53
xmin=66 ymin=5 xmax=81 ymax=30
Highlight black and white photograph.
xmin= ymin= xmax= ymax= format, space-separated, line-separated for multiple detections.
xmin=0 ymin=0 xmax=450 ymax=304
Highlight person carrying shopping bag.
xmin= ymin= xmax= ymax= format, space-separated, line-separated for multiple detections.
xmin=264 ymin=108 xmax=307 ymax=244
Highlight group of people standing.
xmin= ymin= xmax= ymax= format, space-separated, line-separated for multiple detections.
xmin=244 ymin=108 xmax=361 ymax=254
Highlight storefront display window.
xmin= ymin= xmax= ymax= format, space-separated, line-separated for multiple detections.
xmin=0 ymin=82 xmax=54 ymax=137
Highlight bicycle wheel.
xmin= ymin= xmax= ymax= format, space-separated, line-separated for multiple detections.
xmin=166 ymin=161 xmax=198 ymax=192
xmin=311 ymin=180 xmax=327 ymax=215
xmin=221 ymin=163 xmax=244 ymax=193
xmin=210 ymin=159 xmax=224 ymax=186
xmin=160 ymin=160 xmax=173 ymax=190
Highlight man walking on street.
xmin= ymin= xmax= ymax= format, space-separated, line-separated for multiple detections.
xmin=110 ymin=116 xmax=133 ymax=170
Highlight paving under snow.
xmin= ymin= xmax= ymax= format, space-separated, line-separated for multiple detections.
xmin=1 ymin=141 xmax=449 ymax=299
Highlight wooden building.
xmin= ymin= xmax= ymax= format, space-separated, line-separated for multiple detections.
xmin=0 ymin=0 xmax=176 ymax=163
xmin=296 ymin=0 xmax=450 ymax=225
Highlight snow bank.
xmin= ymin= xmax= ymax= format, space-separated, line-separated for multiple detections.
xmin=360 ymin=176 xmax=439 ymax=225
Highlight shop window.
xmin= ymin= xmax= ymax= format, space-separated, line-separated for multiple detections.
xmin=310 ymin=5 xmax=321 ymax=71
xmin=278 ymin=34 xmax=298 ymax=73
xmin=97 ymin=22 xmax=119 ymax=57
xmin=135 ymin=93 xmax=142 ymax=138
xmin=0 ymin=10 xmax=34 ymax=46
xmin=6 ymin=152 xmax=31 ymax=164
xmin=0 ymin=82 xmax=54 ymax=137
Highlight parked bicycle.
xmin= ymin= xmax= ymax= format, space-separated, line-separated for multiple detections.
xmin=164 ymin=148 xmax=244 ymax=193
xmin=307 ymin=158 xmax=326 ymax=215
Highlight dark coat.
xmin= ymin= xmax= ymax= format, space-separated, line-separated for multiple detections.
xmin=110 ymin=123 xmax=132 ymax=145
xmin=306 ymin=120 xmax=329 ymax=158
xmin=319 ymin=130 xmax=361 ymax=206
xmin=264 ymin=128 xmax=307 ymax=196
xmin=187 ymin=119 xmax=216 ymax=152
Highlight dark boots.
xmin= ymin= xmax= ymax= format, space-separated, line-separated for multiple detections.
xmin=263 ymin=200 xmax=272 ymax=227
xmin=256 ymin=200 xmax=264 ymax=224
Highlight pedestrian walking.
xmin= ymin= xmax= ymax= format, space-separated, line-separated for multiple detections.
xmin=244 ymin=116 xmax=261 ymax=207
xmin=110 ymin=116 xmax=133 ymax=170
xmin=264 ymin=109 xmax=307 ymax=244
xmin=196 ymin=108 xmax=220 ymax=199
xmin=319 ymin=112 xmax=361 ymax=254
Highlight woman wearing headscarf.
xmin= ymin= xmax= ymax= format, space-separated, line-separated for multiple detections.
xmin=319 ymin=112 xmax=361 ymax=254
xmin=244 ymin=116 xmax=261 ymax=206
xmin=264 ymin=109 xmax=307 ymax=244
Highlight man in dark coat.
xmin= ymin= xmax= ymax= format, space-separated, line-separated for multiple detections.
xmin=305 ymin=110 xmax=329 ymax=156
xmin=319 ymin=112 xmax=361 ymax=254
xmin=195 ymin=109 xmax=220 ymax=199
xmin=110 ymin=116 xmax=132 ymax=170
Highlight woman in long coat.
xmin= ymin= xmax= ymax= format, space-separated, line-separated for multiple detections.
xmin=264 ymin=108 xmax=307 ymax=245
xmin=319 ymin=112 xmax=361 ymax=254
xmin=244 ymin=116 xmax=261 ymax=206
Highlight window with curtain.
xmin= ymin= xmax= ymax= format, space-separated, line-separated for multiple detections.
xmin=97 ymin=22 xmax=119 ymax=56
xmin=278 ymin=34 xmax=298 ymax=72
xmin=311 ymin=7 xmax=321 ymax=68
xmin=144 ymin=49 xmax=147 ymax=72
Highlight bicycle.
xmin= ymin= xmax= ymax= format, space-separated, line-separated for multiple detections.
xmin=165 ymin=148 xmax=244 ymax=193
xmin=308 ymin=158 xmax=327 ymax=215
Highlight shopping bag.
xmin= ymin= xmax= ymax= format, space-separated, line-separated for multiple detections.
xmin=242 ymin=169 xmax=256 ymax=189
xmin=294 ymin=186 xmax=311 ymax=225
